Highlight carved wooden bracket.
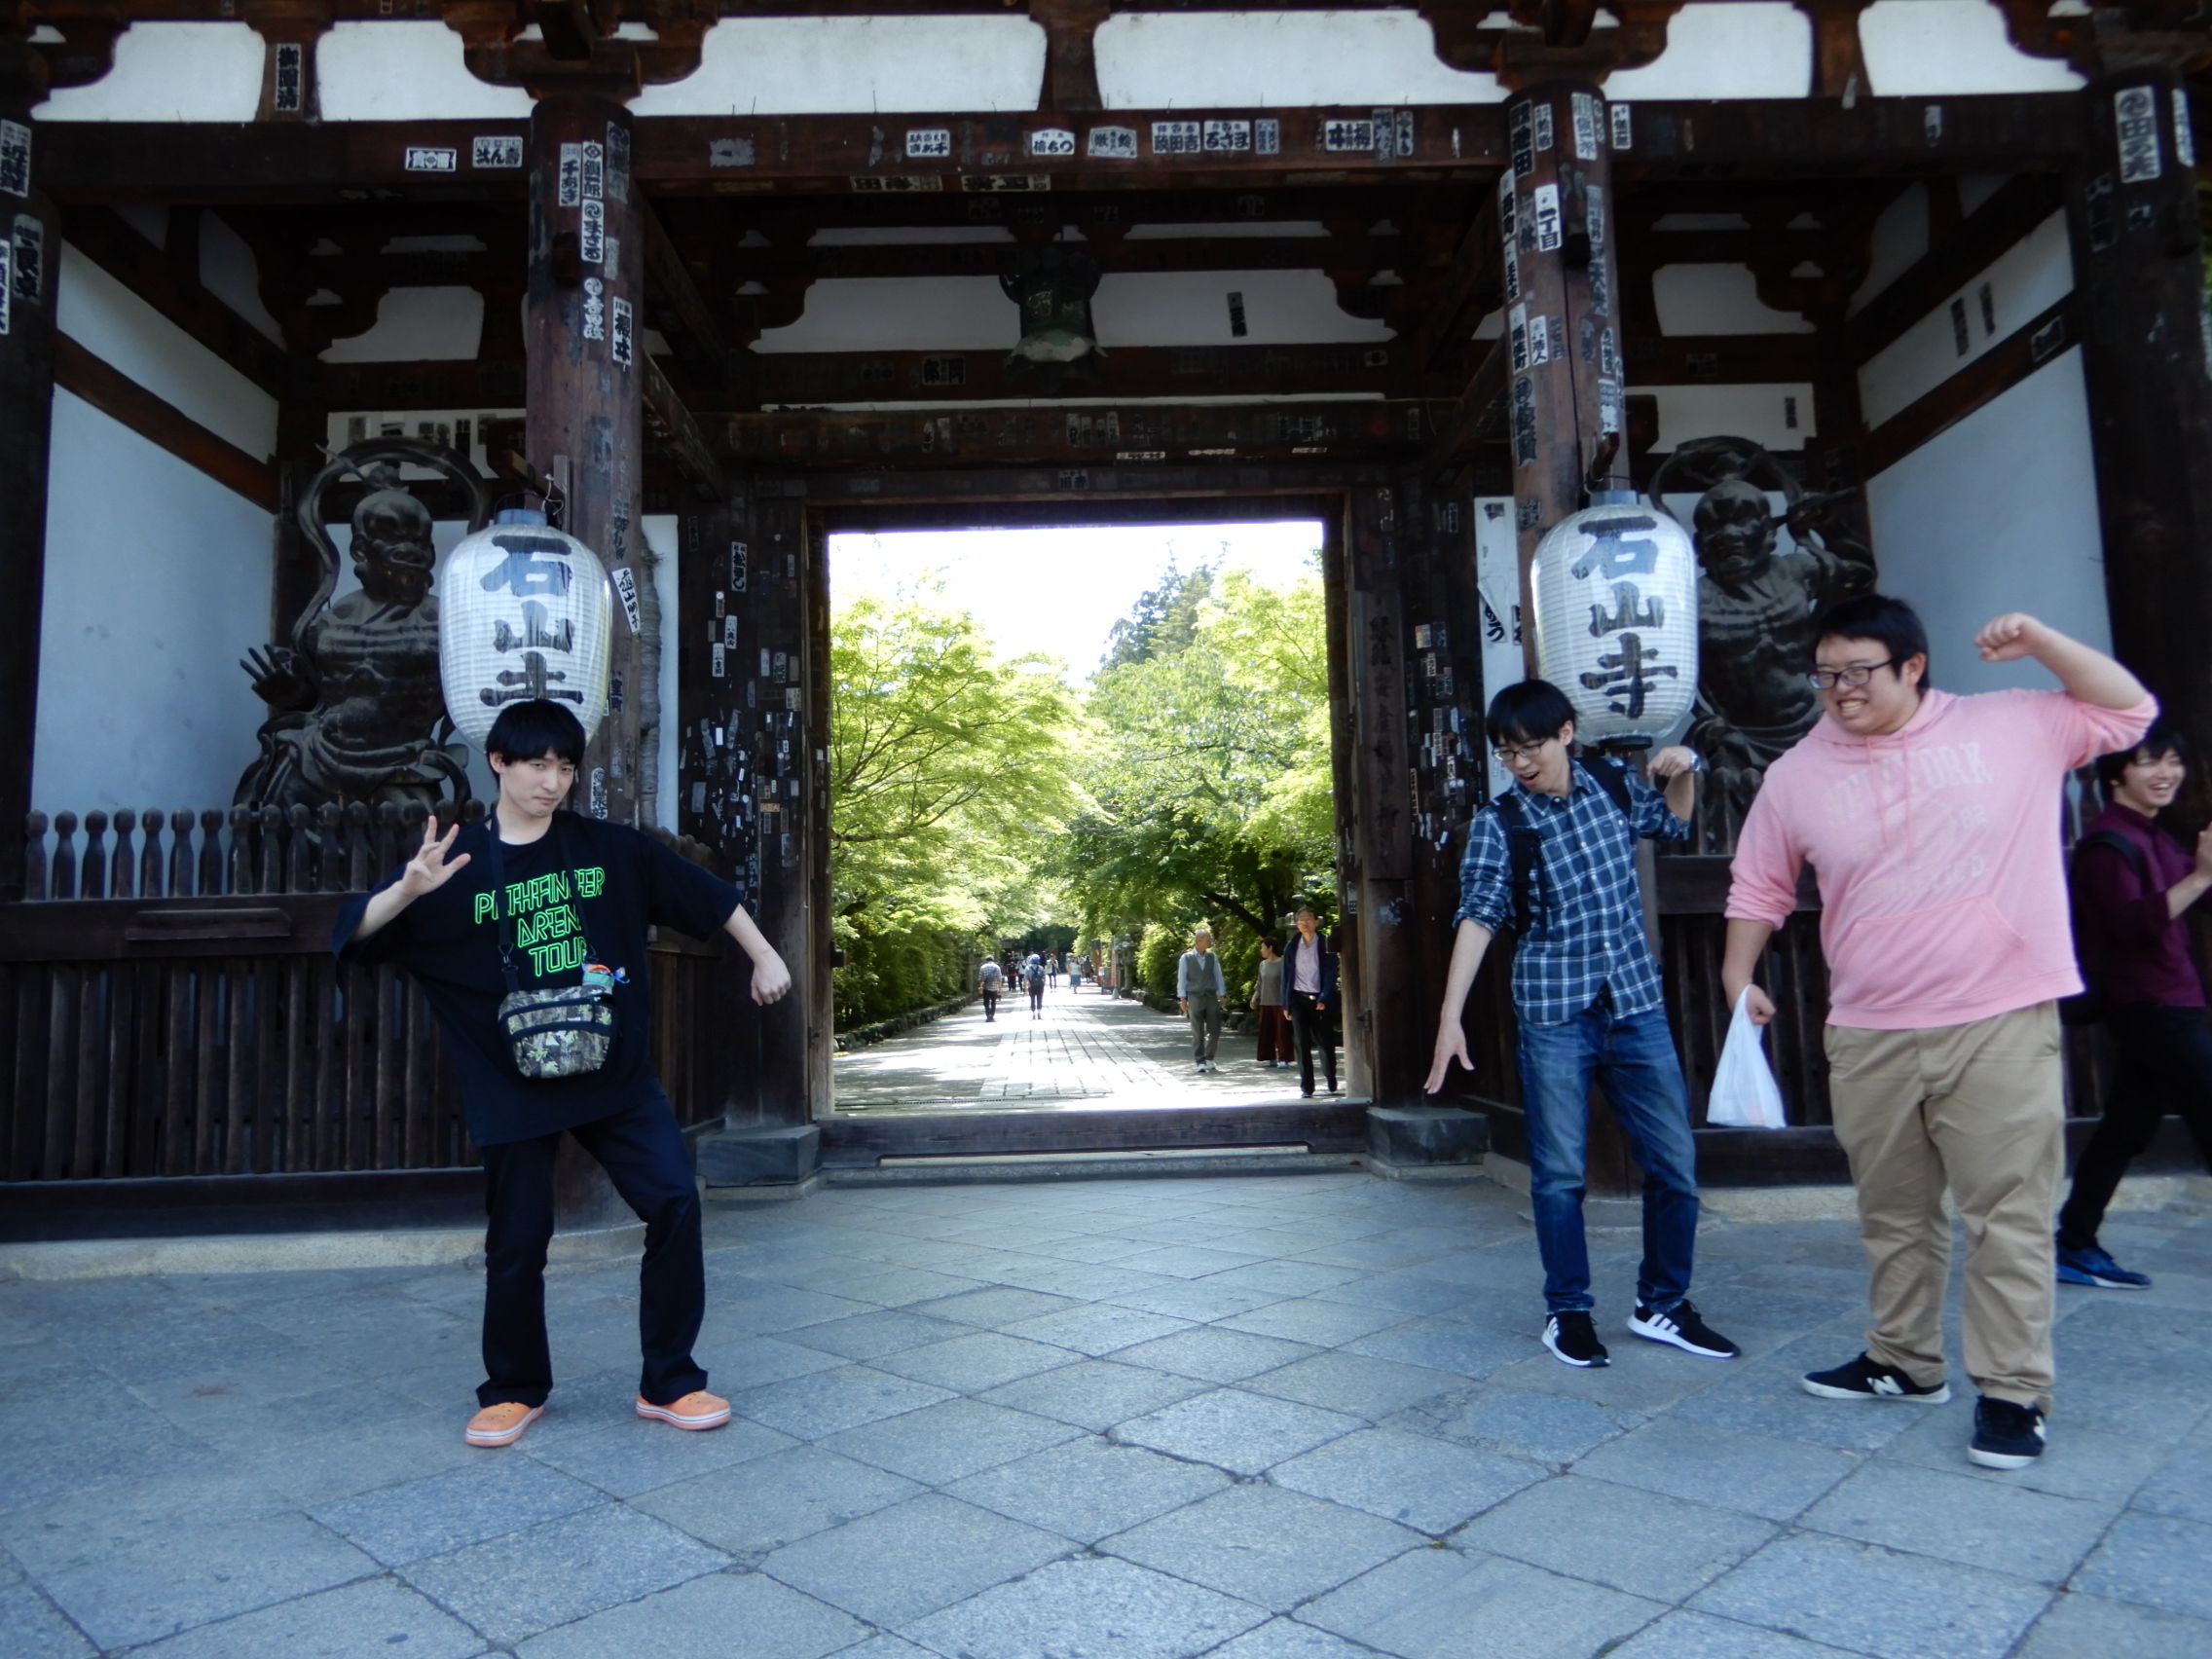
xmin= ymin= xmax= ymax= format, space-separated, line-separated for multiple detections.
xmin=1994 ymin=0 xmax=2212 ymax=76
xmin=1792 ymin=0 xmax=1873 ymax=98
xmin=241 ymin=0 xmax=327 ymax=122
xmin=1031 ymin=0 xmax=1108 ymax=113
xmin=18 ymin=0 xmax=126 ymax=96
xmin=439 ymin=0 xmax=708 ymax=100
xmin=1418 ymin=0 xmax=1682 ymax=88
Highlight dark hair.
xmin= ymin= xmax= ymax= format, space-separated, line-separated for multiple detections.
xmin=485 ymin=699 xmax=587 ymax=766
xmin=2095 ymin=719 xmax=2190 ymax=792
xmin=1486 ymin=679 xmax=1577 ymax=748
xmin=1812 ymin=594 xmax=1932 ymax=689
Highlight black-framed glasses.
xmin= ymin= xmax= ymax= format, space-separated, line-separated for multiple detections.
xmin=1808 ymin=659 xmax=1898 ymax=691
xmin=1492 ymin=739 xmax=1553 ymax=764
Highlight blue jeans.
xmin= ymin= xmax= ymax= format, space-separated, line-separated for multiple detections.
xmin=1517 ymin=999 xmax=1701 ymax=1315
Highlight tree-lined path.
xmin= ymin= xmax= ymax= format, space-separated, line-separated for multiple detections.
xmin=834 ymin=989 xmax=1330 ymax=1112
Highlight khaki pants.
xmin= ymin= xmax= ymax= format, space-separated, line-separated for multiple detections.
xmin=1825 ymin=1003 xmax=2064 ymax=1410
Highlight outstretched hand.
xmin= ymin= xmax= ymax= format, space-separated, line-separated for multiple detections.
xmin=749 ymin=949 xmax=793 ymax=1006
xmin=398 ymin=815 xmax=470 ymax=900
xmin=1973 ymin=612 xmax=2047 ymax=664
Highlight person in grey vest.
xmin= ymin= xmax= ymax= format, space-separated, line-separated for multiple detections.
xmin=977 ymin=957 xmax=1004 ymax=1022
xmin=1178 ymin=928 xmax=1228 ymax=1073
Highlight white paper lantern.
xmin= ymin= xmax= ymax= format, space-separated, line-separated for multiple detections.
xmin=1530 ymin=491 xmax=1700 ymax=747
xmin=437 ymin=509 xmax=614 ymax=750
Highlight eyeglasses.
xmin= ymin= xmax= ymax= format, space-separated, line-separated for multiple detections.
xmin=1492 ymin=739 xmax=1554 ymax=764
xmin=1808 ymin=659 xmax=1898 ymax=691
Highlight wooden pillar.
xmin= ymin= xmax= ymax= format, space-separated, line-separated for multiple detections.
xmin=1345 ymin=481 xmax=1425 ymax=1108
xmin=0 ymin=35 xmax=55 ymax=902
xmin=749 ymin=495 xmax=819 ymax=1124
xmin=527 ymin=93 xmax=645 ymax=825
xmin=2068 ymin=69 xmax=2212 ymax=817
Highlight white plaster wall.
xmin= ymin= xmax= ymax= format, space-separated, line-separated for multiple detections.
xmin=1860 ymin=1 xmax=2085 ymax=96
xmin=1652 ymin=264 xmax=1818 ymax=335
xmin=58 ymin=242 xmax=278 ymax=460
xmin=754 ymin=269 xmax=1389 ymax=352
xmin=1863 ymin=349 xmax=2108 ymax=691
xmin=1851 ymin=183 xmax=1930 ymax=315
xmin=198 ymin=211 xmax=286 ymax=349
xmin=1858 ymin=210 xmax=2071 ymax=427
xmin=1637 ymin=384 xmax=1817 ymax=453
xmin=1095 ymin=11 xmax=1507 ymax=108
xmin=629 ymin=18 xmax=1047 ymax=116
xmin=319 ymin=288 xmax=486 ymax=363
xmin=33 ymin=21 xmax=261 ymax=121
xmin=33 ymin=393 xmax=274 ymax=815
xmin=318 ymin=21 xmax=535 ymax=121
xmin=1605 ymin=3 xmax=1811 ymax=100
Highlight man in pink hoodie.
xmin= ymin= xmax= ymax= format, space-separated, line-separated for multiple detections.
xmin=1722 ymin=594 xmax=2154 ymax=1471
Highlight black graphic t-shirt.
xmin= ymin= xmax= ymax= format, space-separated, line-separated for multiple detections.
xmin=334 ymin=812 xmax=741 ymax=1145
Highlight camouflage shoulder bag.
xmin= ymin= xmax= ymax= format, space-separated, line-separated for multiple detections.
xmin=484 ymin=819 xmax=616 ymax=1080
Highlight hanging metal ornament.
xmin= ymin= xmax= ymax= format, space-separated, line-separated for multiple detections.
xmin=1531 ymin=489 xmax=1700 ymax=748
xmin=1001 ymin=245 xmax=1105 ymax=389
xmin=437 ymin=506 xmax=614 ymax=751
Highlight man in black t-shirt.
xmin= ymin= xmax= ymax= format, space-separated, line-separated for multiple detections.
xmin=337 ymin=700 xmax=791 ymax=1449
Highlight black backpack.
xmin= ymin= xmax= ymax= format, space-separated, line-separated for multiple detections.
xmin=1489 ymin=756 xmax=1635 ymax=938
xmin=2060 ymin=828 xmax=2150 ymax=1026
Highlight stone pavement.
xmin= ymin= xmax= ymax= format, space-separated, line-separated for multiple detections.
xmin=835 ymin=987 xmax=1334 ymax=1110
xmin=4 ymin=1170 xmax=2210 ymax=1659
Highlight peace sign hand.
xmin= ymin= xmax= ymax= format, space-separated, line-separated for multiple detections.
xmin=397 ymin=815 xmax=471 ymax=900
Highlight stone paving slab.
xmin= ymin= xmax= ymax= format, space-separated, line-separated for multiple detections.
xmin=5 ymin=1170 xmax=2212 ymax=1657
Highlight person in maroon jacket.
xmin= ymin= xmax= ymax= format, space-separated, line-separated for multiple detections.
xmin=2056 ymin=720 xmax=2212 ymax=1289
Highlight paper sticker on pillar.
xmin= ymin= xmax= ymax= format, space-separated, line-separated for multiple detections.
xmin=1322 ymin=117 xmax=1376 ymax=154
xmin=711 ymin=644 xmax=725 ymax=679
xmin=722 ymin=615 xmax=738 ymax=649
xmin=274 ymin=42 xmax=305 ymax=113
xmin=611 ymin=298 xmax=633 ymax=369
xmin=1611 ymin=105 xmax=1633 ymax=152
xmin=581 ymin=276 xmax=606 ymax=342
xmin=2117 ymin=87 xmax=2163 ymax=184
xmin=12 ymin=214 xmax=44 ymax=307
xmin=559 ymin=143 xmax=583 ymax=206
xmin=1571 ymin=92 xmax=1603 ymax=162
xmin=2175 ymin=94 xmax=2196 ymax=167
xmin=1509 ymin=103 xmax=1534 ymax=178
xmin=1586 ymin=185 xmax=1606 ymax=253
xmin=590 ymin=768 xmax=608 ymax=818
xmin=0 ymin=241 xmax=11 ymax=337
xmin=580 ymin=140 xmax=605 ymax=201
xmin=1532 ymin=103 xmax=1555 ymax=156
xmin=1087 ymin=127 xmax=1139 ymax=160
xmin=472 ymin=135 xmax=523 ymax=169
xmin=1527 ymin=184 xmax=1563 ymax=254
xmin=1511 ymin=374 xmax=1537 ymax=467
xmin=730 ymin=541 xmax=749 ymax=593
xmin=404 ymin=147 xmax=458 ymax=173
xmin=610 ymin=567 xmax=643 ymax=634
xmin=960 ymin=175 xmax=1051 ymax=193
xmin=905 ymin=129 xmax=952 ymax=162
xmin=710 ymin=137 xmax=756 ymax=169
xmin=605 ymin=123 xmax=631 ymax=202
xmin=850 ymin=175 xmax=942 ymax=194
xmin=580 ymin=200 xmax=606 ymax=266
xmin=1027 ymin=128 xmax=1077 ymax=159
xmin=0 ymin=120 xmax=28 ymax=200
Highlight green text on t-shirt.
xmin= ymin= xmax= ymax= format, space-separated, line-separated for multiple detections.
xmin=474 ymin=866 xmax=608 ymax=977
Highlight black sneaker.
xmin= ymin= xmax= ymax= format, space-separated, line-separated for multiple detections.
xmin=1800 ymin=1351 xmax=1951 ymax=1404
xmin=1543 ymin=1310 xmax=1610 ymax=1368
xmin=1969 ymin=1396 xmax=2047 ymax=1469
xmin=1628 ymin=1300 xmax=1740 ymax=1359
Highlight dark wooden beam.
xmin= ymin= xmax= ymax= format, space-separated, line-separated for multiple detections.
xmin=53 ymin=333 xmax=280 ymax=511
xmin=714 ymin=235 xmax=1407 ymax=283
xmin=1421 ymin=337 xmax=1508 ymax=468
xmin=723 ymin=399 xmax=1444 ymax=470
xmin=60 ymin=205 xmax=291 ymax=397
xmin=640 ymin=194 xmax=729 ymax=388
xmin=777 ymin=460 xmax=1392 ymax=507
xmin=1856 ymin=294 xmax=2075 ymax=479
xmin=35 ymin=97 xmax=2090 ymax=204
xmin=1407 ymin=192 xmax=1500 ymax=375
xmin=751 ymin=342 xmax=1406 ymax=404
xmin=1844 ymin=171 xmax=2067 ymax=365
xmin=642 ymin=354 xmax=724 ymax=501
xmin=1625 ymin=333 xmax=1825 ymax=385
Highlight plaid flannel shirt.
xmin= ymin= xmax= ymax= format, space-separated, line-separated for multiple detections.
xmin=1455 ymin=758 xmax=1689 ymax=1026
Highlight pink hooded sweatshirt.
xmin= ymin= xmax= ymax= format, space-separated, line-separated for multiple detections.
xmin=1726 ymin=687 xmax=2157 ymax=1030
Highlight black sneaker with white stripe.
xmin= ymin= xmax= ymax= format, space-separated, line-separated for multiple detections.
xmin=1628 ymin=1300 xmax=1740 ymax=1359
xmin=1800 ymin=1351 xmax=1951 ymax=1404
xmin=1969 ymin=1396 xmax=2047 ymax=1468
xmin=1542 ymin=1310 xmax=1610 ymax=1368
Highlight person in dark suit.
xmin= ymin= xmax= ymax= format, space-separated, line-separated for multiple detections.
xmin=1282 ymin=905 xmax=1338 ymax=1096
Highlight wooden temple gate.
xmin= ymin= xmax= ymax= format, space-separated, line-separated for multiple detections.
xmin=1 ymin=5 xmax=2207 ymax=1228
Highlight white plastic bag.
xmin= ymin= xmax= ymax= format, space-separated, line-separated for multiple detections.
xmin=1707 ymin=989 xmax=1788 ymax=1129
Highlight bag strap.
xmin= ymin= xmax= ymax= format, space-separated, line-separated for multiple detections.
xmin=480 ymin=812 xmax=596 ymax=996
xmin=1584 ymin=756 xmax=1634 ymax=821
xmin=2074 ymin=827 xmax=2148 ymax=886
xmin=1493 ymin=793 xmax=1541 ymax=937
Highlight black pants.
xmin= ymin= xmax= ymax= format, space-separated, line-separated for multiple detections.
xmin=1029 ymin=982 xmax=1045 ymax=1014
xmin=2058 ymin=1003 xmax=2212 ymax=1249
xmin=981 ymin=989 xmax=1000 ymax=1020
xmin=479 ymin=1090 xmax=707 ymax=1410
xmin=1289 ymin=989 xmax=1336 ymax=1094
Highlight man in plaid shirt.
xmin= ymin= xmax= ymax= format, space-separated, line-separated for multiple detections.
xmin=1426 ymin=680 xmax=1738 ymax=1370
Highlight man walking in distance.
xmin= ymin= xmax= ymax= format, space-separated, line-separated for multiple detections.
xmin=977 ymin=956 xmax=1005 ymax=1023
xmin=336 ymin=699 xmax=793 ymax=1450
xmin=1178 ymin=928 xmax=1227 ymax=1073
xmin=1251 ymin=939 xmax=1293 ymax=1069
xmin=2054 ymin=721 xmax=2212 ymax=1289
xmin=1723 ymin=598 xmax=2154 ymax=1469
xmin=1284 ymin=906 xmax=1339 ymax=1097
xmin=1426 ymin=681 xmax=1734 ymax=1371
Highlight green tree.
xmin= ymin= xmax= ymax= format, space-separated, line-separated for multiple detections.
xmin=1056 ymin=562 xmax=1336 ymax=991
xmin=830 ymin=592 xmax=1083 ymax=1024
xmin=1100 ymin=561 xmax=1214 ymax=670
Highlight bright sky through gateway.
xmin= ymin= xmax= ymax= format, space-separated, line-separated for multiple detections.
xmin=828 ymin=522 xmax=1326 ymax=678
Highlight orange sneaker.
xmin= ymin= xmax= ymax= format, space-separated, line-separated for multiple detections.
xmin=635 ymin=1389 xmax=731 ymax=1431
xmin=464 ymin=1401 xmax=543 ymax=1447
